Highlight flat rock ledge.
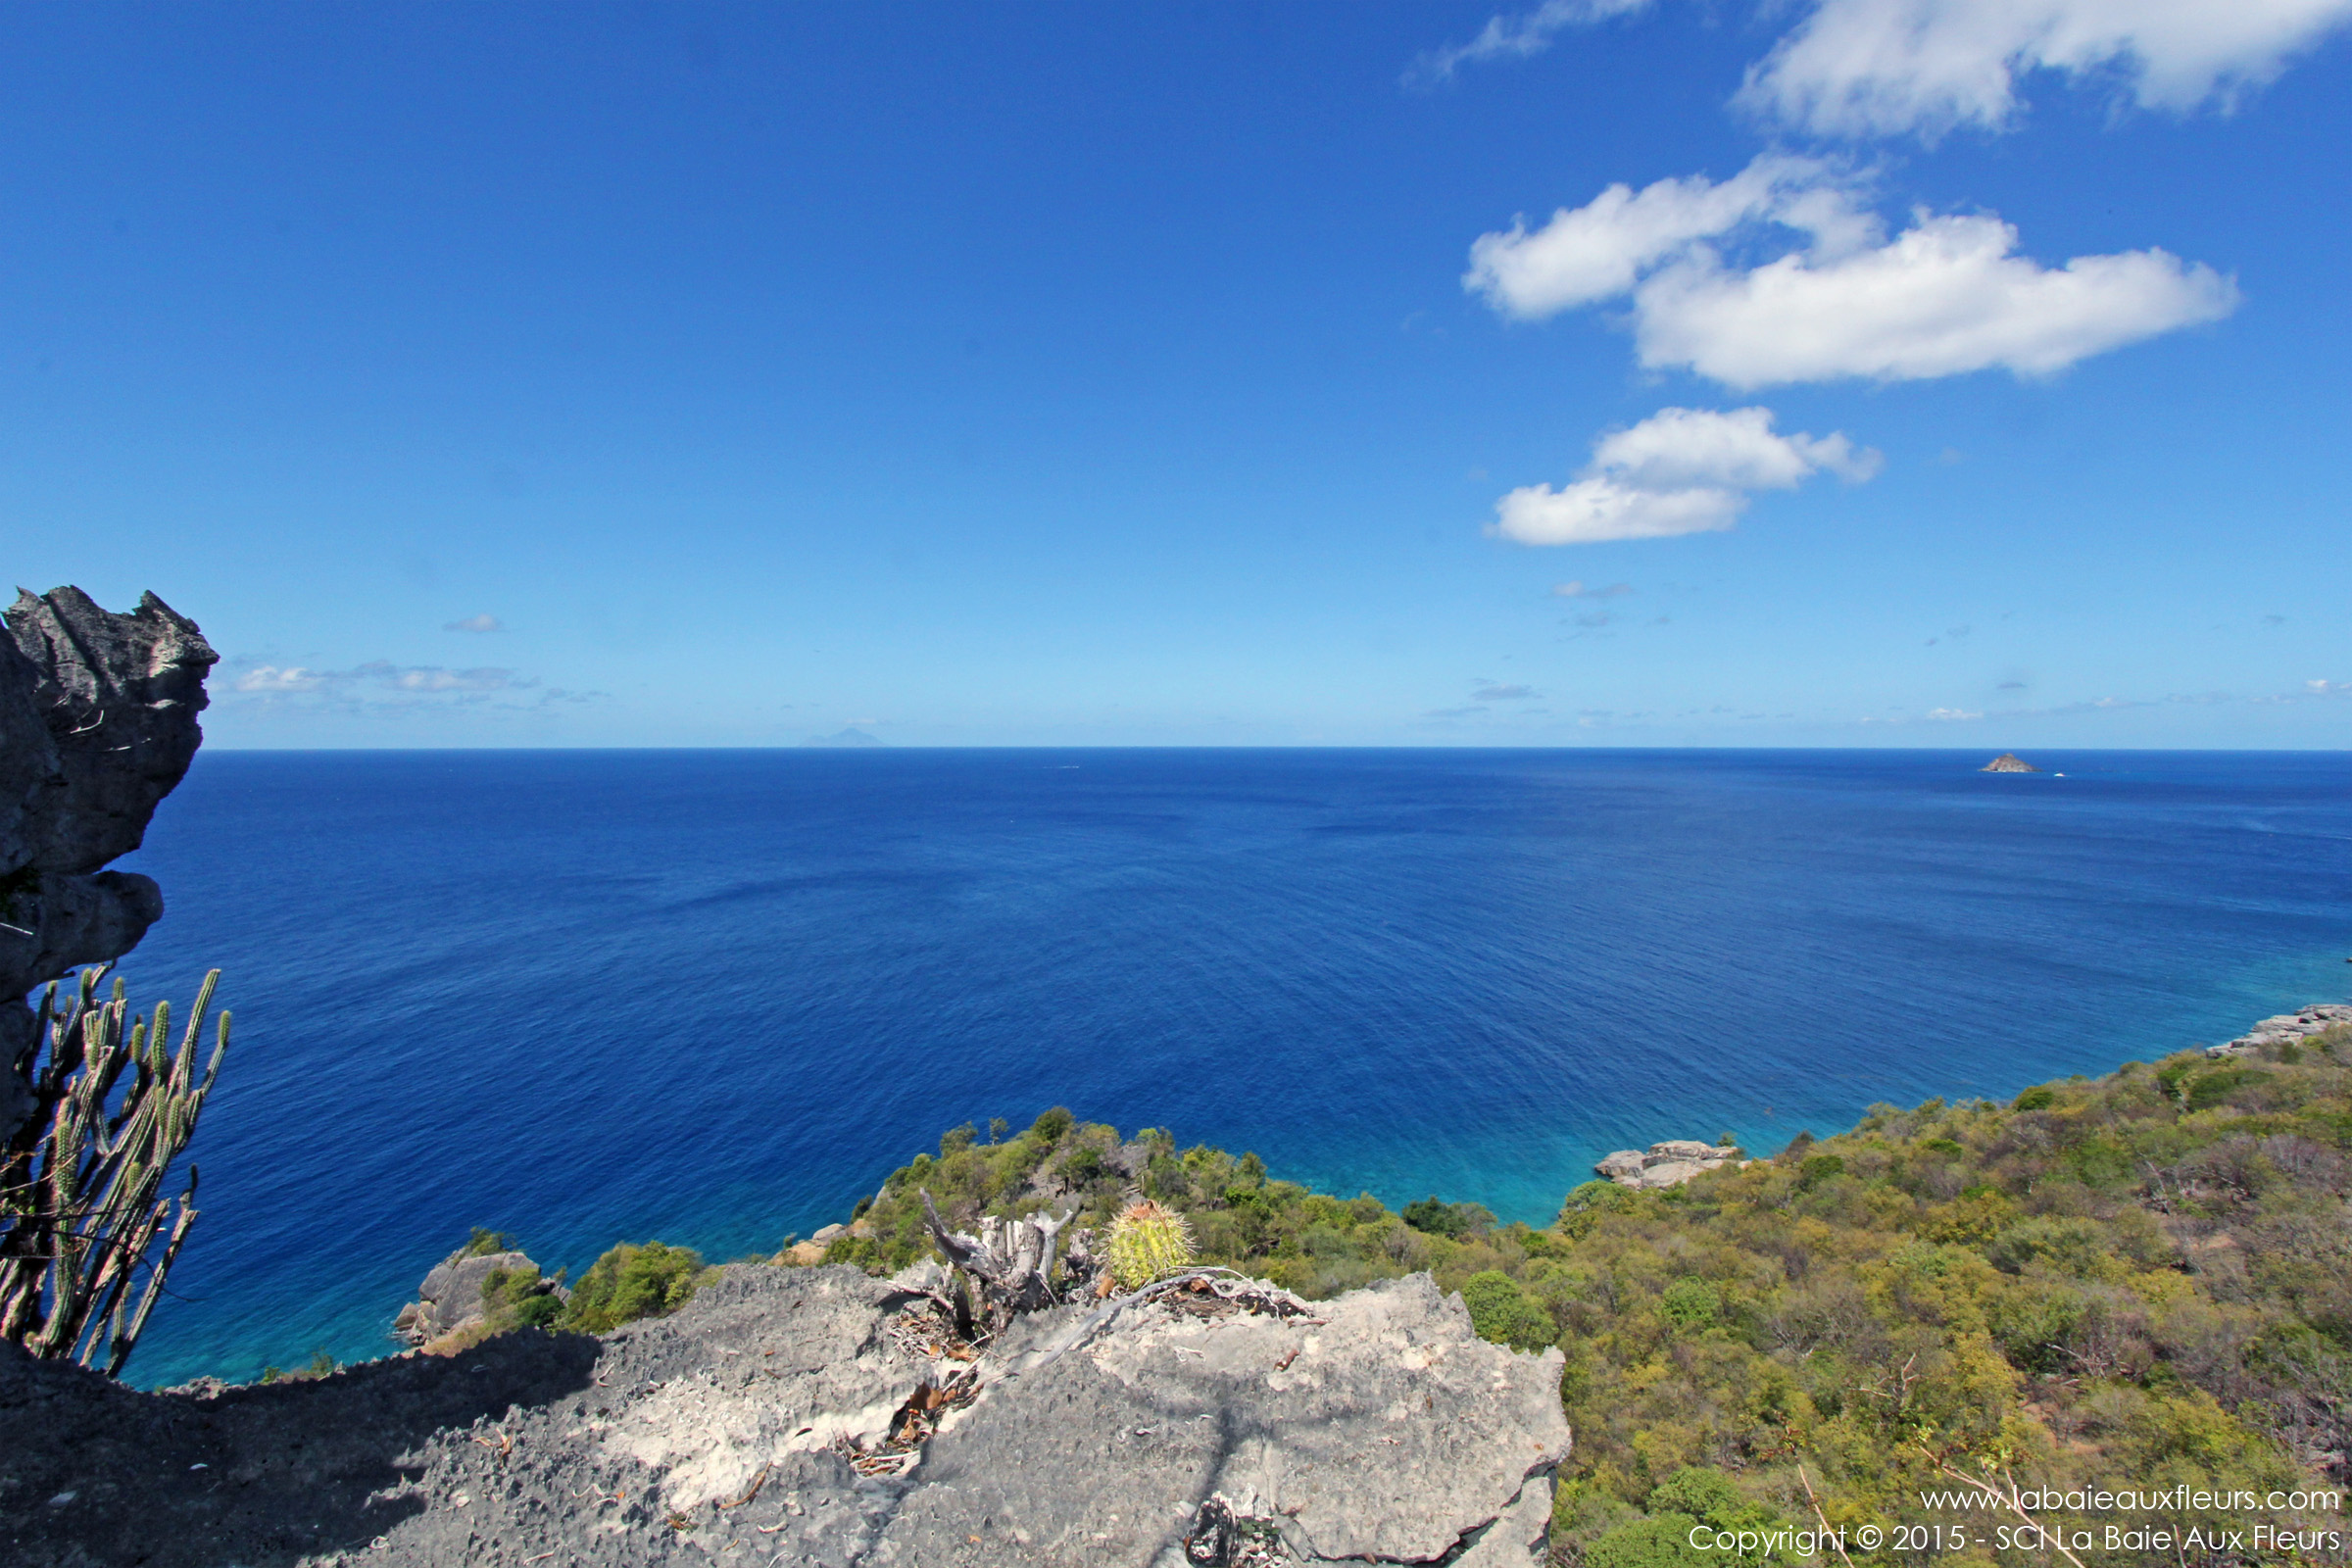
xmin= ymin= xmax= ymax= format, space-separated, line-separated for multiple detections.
xmin=0 ymin=1265 xmax=1567 ymax=1568
xmin=2207 ymin=1004 xmax=2352 ymax=1058
xmin=1594 ymin=1139 xmax=1745 ymax=1190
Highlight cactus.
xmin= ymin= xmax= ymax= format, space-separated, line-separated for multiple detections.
xmin=0 ymin=966 xmax=229 ymax=1376
xmin=1104 ymin=1198 xmax=1196 ymax=1291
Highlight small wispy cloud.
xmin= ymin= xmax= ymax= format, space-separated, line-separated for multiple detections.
xmin=443 ymin=613 xmax=506 ymax=633
xmin=1405 ymin=0 xmax=1652 ymax=88
xmin=1472 ymin=682 xmax=1541 ymax=701
xmin=225 ymin=657 xmax=594 ymax=715
xmin=1926 ymin=707 xmax=1983 ymax=720
xmin=1423 ymin=706 xmax=1489 ymax=719
xmin=1550 ymin=580 xmax=1633 ymax=599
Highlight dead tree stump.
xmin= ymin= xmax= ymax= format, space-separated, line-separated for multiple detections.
xmin=919 ymin=1190 xmax=1074 ymax=1328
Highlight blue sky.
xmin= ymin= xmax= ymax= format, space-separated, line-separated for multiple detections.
xmin=5 ymin=1 xmax=2348 ymax=748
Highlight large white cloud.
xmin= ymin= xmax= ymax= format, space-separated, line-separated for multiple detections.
xmin=1740 ymin=0 xmax=2352 ymax=139
xmin=1494 ymin=406 xmax=1880 ymax=545
xmin=1636 ymin=211 xmax=2238 ymax=386
xmin=1466 ymin=157 xmax=2238 ymax=386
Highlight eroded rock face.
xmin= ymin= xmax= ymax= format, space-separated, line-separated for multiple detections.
xmin=0 ymin=587 xmax=215 ymax=1141
xmin=0 ymin=1264 xmax=1570 ymax=1567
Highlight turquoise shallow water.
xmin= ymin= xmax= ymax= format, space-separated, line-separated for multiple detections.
xmin=104 ymin=747 xmax=2352 ymax=1385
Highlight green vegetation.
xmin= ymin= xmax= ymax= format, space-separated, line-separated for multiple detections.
xmin=462 ymin=1227 xmax=518 ymax=1257
xmin=557 ymin=1241 xmax=711 ymax=1333
xmin=822 ymin=1037 xmax=2352 ymax=1561
xmin=481 ymin=1261 xmax=563 ymax=1332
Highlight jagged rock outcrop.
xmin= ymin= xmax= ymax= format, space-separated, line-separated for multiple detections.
xmin=0 ymin=1263 xmax=1569 ymax=1566
xmin=1595 ymin=1139 xmax=1745 ymax=1190
xmin=0 ymin=587 xmax=216 ymax=1141
xmin=1980 ymin=753 xmax=2039 ymax=773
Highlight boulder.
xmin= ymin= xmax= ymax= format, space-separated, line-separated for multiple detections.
xmin=1593 ymin=1151 xmax=1647 ymax=1181
xmin=394 ymin=1247 xmax=551 ymax=1347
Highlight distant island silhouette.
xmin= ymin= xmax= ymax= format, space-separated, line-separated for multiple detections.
xmin=1981 ymin=753 xmax=2039 ymax=772
xmin=803 ymin=727 xmax=886 ymax=748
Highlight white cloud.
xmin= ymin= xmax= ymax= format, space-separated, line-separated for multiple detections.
xmin=1550 ymin=580 xmax=1633 ymax=598
xmin=1472 ymin=682 xmax=1541 ymax=700
xmin=1590 ymin=403 xmax=1881 ymax=486
xmin=234 ymin=665 xmax=329 ymax=693
xmin=1740 ymin=0 xmax=2352 ymax=140
xmin=1636 ymin=211 xmax=2237 ymax=386
xmin=443 ymin=613 xmax=506 ymax=633
xmin=1408 ymin=0 xmax=1653 ymax=86
xmin=1927 ymin=706 xmax=1984 ymax=719
xmin=1464 ymin=156 xmax=1868 ymax=318
xmin=230 ymin=660 xmax=531 ymax=700
xmin=1466 ymin=156 xmax=2238 ymax=386
xmin=1492 ymin=406 xmax=1880 ymax=545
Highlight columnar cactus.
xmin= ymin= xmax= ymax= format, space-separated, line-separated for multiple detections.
xmin=0 ymin=966 xmax=229 ymax=1375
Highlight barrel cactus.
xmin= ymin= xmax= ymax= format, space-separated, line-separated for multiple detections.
xmin=1104 ymin=1198 xmax=1195 ymax=1290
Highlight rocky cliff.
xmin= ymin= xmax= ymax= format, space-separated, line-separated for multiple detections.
xmin=0 ymin=1262 xmax=1567 ymax=1567
xmin=0 ymin=586 xmax=215 ymax=1142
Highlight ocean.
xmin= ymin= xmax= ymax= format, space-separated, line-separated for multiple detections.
xmin=104 ymin=747 xmax=2352 ymax=1387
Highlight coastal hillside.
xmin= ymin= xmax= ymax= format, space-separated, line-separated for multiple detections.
xmin=9 ymin=1013 xmax=2348 ymax=1566
xmin=821 ymin=1027 xmax=2352 ymax=1561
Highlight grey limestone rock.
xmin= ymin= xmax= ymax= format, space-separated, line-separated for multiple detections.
xmin=6 ymin=1263 xmax=1569 ymax=1566
xmin=0 ymin=586 xmax=216 ymax=1143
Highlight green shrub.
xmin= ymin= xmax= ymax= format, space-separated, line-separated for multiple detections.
xmin=1657 ymin=1276 xmax=1720 ymax=1330
xmin=2186 ymin=1067 xmax=2263 ymax=1111
xmin=1030 ymin=1105 xmax=1074 ymax=1142
xmin=1460 ymin=1269 xmax=1555 ymax=1351
xmin=1796 ymin=1153 xmax=1846 ymax=1188
xmin=463 ymin=1227 xmax=516 ymax=1257
xmin=558 ymin=1242 xmax=707 ymax=1333
xmin=1586 ymin=1512 xmax=1709 ymax=1568
xmin=2012 ymin=1085 xmax=2058 ymax=1111
xmin=1403 ymin=1196 xmax=1494 ymax=1238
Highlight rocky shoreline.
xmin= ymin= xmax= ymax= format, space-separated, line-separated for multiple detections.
xmin=2206 ymin=1002 xmax=2352 ymax=1057
xmin=1592 ymin=1138 xmax=1747 ymax=1190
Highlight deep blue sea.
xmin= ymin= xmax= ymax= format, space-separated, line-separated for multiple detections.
xmin=105 ymin=748 xmax=2352 ymax=1387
